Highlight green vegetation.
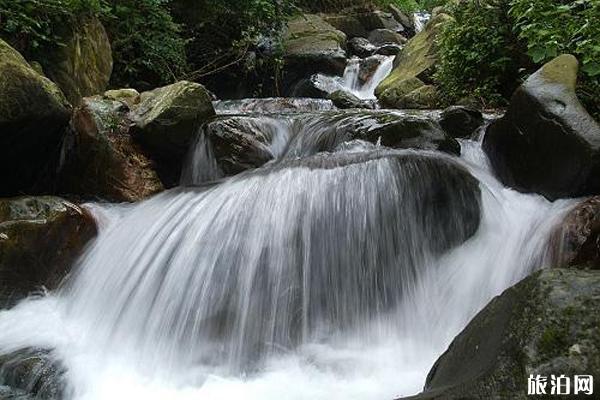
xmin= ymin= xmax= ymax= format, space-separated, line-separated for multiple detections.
xmin=0 ymin=0 xmax=187 ymax=88
xmin=434 ymin=0 xmax=600 ymax=115
xmin=102 ymin=0 xmax=187 ymax=88
xmin=0 ymin=0 xmax=104 ymax=56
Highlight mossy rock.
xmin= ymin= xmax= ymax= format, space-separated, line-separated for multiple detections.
xmin=483 ymin=54 xmax=600 ymax=200
xmin=404 ymin=268 xmax=600 ymax=399
xmin=375 ymin=13 xmax=453 ymax=99
xmin=41 ymin=16 xmax=113 ymax=105
xmin=0 ymin=196 xmax=97 ymax=309
xmin=58 ymin=96 xmax=164 ymax=202
xmin=131 ymin=81 xmax=215 ymax=160
xmin=0 ymin=39 xmax=71 ymax=196
xmin=282 ymin=14 xmax=348 ymax=93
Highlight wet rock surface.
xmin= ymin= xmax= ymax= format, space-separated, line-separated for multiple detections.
xmin=0 ymin=348 xmax=66 ymax=400
xmin=200 ymin=110 xmax=460 ymax=178
xmin=440 ymin=106 xmax=485 ymax=139
xmin=404 ymin=268 xmax=600 ymax=400
xmin=58 ymin=96 xmax=164 ymax=202
xmin=550 ymin=196 xmax=600 ymax=270
xmin=483 ymin=55 xmax=600 ymax=200
xmin=0 ymin=197 xmax=97 ymax=308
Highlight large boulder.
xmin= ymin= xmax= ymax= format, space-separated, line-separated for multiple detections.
xmin=549 ymin=197 xmax=600 ymax=270
xmin=389 ymin=4 xmax=416 ymax=37
xmin=483 ymin=55 xmax=600 ymax=200
xmin=368 ymin=29 xmax=407 ymax=46
xmin=323 ymin=14 xmax=368 ymax=38
xmin=375 ymin=13 xmax=453 ymax=107
xmin=130 ymin=81 xmax=216 ymax=184
xmin=58 ymin=96 xmax=164 ymax=202
xmin=41 ymin=16 xmax=113 ymax=105
xmin=405 ymin=268 xmax=600 ymax=400
xmin=358 ymin=10 xmax=404 ymax=33
xmin=282 ymin=14 xmax=347 ymax=93
xmin=0 ymin=39 xmax=71 ymax=196
xmin=0 ymin=197 xmax=97 ymax=308
xmin=348 ymin=37 xmax=377 ymax=58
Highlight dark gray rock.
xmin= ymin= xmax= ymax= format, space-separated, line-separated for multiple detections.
xmin=483 ymin=54 xmax=600 ymax=200
xmin=440 ymin=106 xmax=485 ymax=139
xmin=549 ymin=196 xmax=600 ymax=270
xmin=348 ymin=37 xmax=377 ymax=58
xmin=359 ymin=11 xmax=404 ymax=33
xmin=328 ymin=90 xmax=375 ymax=109
xmin=403 ymin=268 xmax=600 ymax=400
xmin=368 ymin=29 xmax=407 ymax=46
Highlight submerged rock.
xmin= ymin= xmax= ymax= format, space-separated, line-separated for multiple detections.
xmin=201 ymin=116 xmax=276 ymax=177
xmin=58 ymin=96 xmax=164 ymax=202
xmin=0 ymin=197 xmax=97 ymax=308
xmin=41 ymin=16 xmax=112 ymax=105
xmin=440 ymin=106 xmax=485 ymax=139
xmin=550 ymin=197 xmax=600 ymax=270
xmin=200 ymin=111 xmax=460 ymax=179
xmin=483 ymin=54 xmax=600 ymax=200
xmin=404 ymin=268 xmax=600 ymax=399
xmin=281 ymin=14 xmax=347 ymax=93
xmin=0 ymin=348 xmax=66 ymax=400
xmin=0 ymin=39 xmax=71 ymax=196
xmin=375 ymin=13 xmax=452 ymax=108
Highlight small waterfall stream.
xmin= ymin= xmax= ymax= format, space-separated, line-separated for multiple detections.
xmin=311 ymin=56 xmax=395 ymax=100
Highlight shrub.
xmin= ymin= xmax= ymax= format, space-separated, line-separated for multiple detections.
xmin=102 ymin=0 xmax=188 ymax=89
xmin=435 ymin=0 xmax=600 ymax=115
xmin=0 ymin=0 xmax=104 ymax=57
xmin=434 ymin=0 xmax=524 ymax=107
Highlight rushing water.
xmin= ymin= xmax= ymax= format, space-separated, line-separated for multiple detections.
xmin=311 ymin=56 xmax=395 ymax=101
xmin=0 ymin=106 xmax=577 ymax=400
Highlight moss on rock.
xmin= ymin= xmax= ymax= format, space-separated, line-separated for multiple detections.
xmin=375 ymin=13 xmax=453 ymax=105
xmin=0 ymin=39 xmax=71 ymax=196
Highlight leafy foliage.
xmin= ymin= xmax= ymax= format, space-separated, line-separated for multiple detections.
xmin=434 ymin=0 xmax=523 ymax=106
xmin=0 ymin=0 xmax=104 ymax=57
xmin=434 ymin=0 xmax=600 ymax=115
xmin=102 ymin=0 xmax=187 ymax=88
xmin=0 ymin=0 xmax=187 ymax=89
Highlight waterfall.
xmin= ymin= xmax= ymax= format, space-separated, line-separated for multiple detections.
xmin=312 ymin=56 xmax=395 ymax=100
xmin=0 ymin=110 xmax=576 ymax=400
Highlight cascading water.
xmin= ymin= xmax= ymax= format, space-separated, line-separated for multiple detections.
xmin=0 ymin=106 xmax=577 ymax=400
xmin=312 ymin=56 xmax=395 ymax=100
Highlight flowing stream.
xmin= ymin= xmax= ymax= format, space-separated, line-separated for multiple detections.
xmin=0 ymin=59 xmax=578 ymax=400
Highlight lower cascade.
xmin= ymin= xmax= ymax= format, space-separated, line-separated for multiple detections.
xmin=0 ymin=107 xmax=576 ymax=400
